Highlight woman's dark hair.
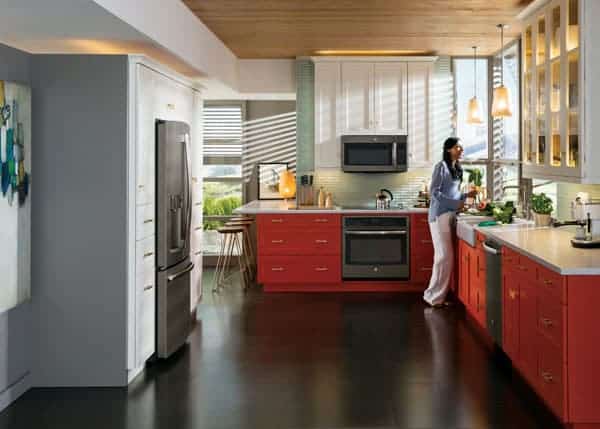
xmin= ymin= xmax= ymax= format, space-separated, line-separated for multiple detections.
xmin=443 ymin=137 xmax=463 ymax=181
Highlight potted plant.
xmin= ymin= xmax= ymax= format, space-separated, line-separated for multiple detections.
xmin=531 ymin=193 xmax=553 ymax=226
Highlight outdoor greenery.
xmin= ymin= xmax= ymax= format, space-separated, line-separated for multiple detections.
xmin=465 ymin=168 xmax=483 ymax=187
xmin=531 ymin=192 xmax=553 ymax=215
xmin=203 ymin=182 xmax=242 ymax=230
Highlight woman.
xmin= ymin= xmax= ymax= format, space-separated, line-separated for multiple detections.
xmin=423 ymin=137 xmax=477 ymax=308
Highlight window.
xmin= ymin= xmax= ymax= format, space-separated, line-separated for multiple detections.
xmin=453 ymin=41 xmax=521 ymax=203
xmin=454 ymin=58 xmax=489 ymax=160
xmin=202 ymin=102 xmax=244 ymax=255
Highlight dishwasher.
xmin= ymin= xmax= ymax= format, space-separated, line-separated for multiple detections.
xmin=482 ymin=239 xmax=502 ymax=345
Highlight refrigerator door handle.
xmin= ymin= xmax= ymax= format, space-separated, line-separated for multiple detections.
xmin=182 ymin=133 xmax=192 ymax=252
xmin=167 ymin=262 xmax=195 ymax=282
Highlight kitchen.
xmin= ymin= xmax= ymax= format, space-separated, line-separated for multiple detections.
xmin=1 ymin=0 xmax=600 ymax=428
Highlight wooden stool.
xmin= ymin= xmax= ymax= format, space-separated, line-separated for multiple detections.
xmin=212 ymin=225 xmax=249 ymax=292
xmin=225 ymin=219 xmax=256 ymax=282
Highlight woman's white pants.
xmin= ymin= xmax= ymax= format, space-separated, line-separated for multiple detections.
xmin=423 ymin=212 xmax=455 ymax=306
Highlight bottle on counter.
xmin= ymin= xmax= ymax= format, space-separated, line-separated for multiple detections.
xmin=325 ymin=192 xmax=333 ymax=208
xmin=317 ymin=187 xmax=326 ymax=208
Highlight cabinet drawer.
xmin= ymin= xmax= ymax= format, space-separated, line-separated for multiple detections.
xmin=515 ymin=255 xmax=536 ymax=281
xmin=136 ymin=236 xmax=156 ymax=280
xmin=537 ymin=338 xmax=566 ymax=420
xmin=538 ymin=296 xmax=565 ymax=351
xmin=258 ymin=214 xmax=340 ymax=229
xmin=136 ymin=276 xmax=156 ymax=363
xmin=136 ymin=204 xmax=155 ymax=241
xmin=536 ymin=264 xmax=565 ymax=303
xmin=502 ymin=246 xmax=520 ymax=270
xmin=260 ymin=256 xmax=340 ymax=284
xmin=260 ymin=230 xmax=340 ymax=256
xmin=412 ymin=214 xmax=430 ymax=230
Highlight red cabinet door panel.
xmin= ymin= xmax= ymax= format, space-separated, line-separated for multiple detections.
xmin=537 ymin=294 xmax=565 ymax=352
xmin=458 ymin=241 xmax=470 ymax=305
xmin=537 ymin=337 xmax=566 ymax=420
xmin=537 ymin=264 xmax=566 ymax=304
xmin=260 ymin=256 xmax=341 ymax=284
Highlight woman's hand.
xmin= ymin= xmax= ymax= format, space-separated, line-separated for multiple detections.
xmin=466 ymin=190 xmax=478 ymax=198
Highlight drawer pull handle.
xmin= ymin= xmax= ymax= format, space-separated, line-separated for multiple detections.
xmin=420 ymin=267 xmax=433 ymax=272
xmin=143 ymin=284 xmax=153 ymax=291
xmin=195 ymin=226 xmax=202 ymax=231
xmin=542 ymin=372 xmax=554 ymax=383
xmin=314 ymin=219 xmax=329 ymax=223
xmin=143 ymin=219 xmax=153 ymax=224
xmin=271 ymin=267 xmax=284 ymax=272
xmin=143 ymin=251 xmax=154 ymax=258
xmin=271 ymin=240 xmax=284 ymax=244
xmin=315 ymin=239 xmax=328 ymax=244
xmin=315 ymin=267 xmax=329 ymax=272
xmin=271 ymin=219 xmax=284 ymax=223
xmin=195 ymin=251 xmax=202 ymax=256
xmin=541 ymin=318 xmax=554 ymax=328
xmin=543 ymin=279 xmax=553 ymax=286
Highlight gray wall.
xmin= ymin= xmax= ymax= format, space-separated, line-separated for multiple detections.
xmin=0 ymin=43 xmax=32 ymax=410
xmin=31 ymin=55 xmax=129 ymax=386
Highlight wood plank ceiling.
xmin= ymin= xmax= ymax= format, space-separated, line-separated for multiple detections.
xmin=183 ymin=0 xmax=533 ymax=58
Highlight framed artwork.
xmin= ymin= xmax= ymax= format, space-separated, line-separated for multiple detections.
xmin=0 ymin=80 xmax=31 ymax=314
xmin=257 ymin=162 xmax=288 ymax=200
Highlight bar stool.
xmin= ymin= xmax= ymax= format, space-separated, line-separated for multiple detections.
xmin=212 ymin=225 xmax=249 ymax=292
xmin=225 ymin=219 xmax=255 ymax=282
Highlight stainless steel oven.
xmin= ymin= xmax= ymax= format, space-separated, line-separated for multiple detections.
xmin=342 ymin=216 xmax=410 ymax=280
xmin=342 ymin=135 xmax=407 ymax=172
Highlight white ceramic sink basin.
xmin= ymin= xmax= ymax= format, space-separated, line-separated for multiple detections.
xmin=456 ymin=215 xmax=493 ymax=247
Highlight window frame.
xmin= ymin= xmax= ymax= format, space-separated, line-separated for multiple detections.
xmin=452 ymin=38 xmax=522 ymax=202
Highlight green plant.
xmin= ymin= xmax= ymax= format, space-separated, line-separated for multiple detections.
xmin=531 ymin=192 xmax=553 ymax=215
xmin=465 ymin=168 xmax=483 ymax=187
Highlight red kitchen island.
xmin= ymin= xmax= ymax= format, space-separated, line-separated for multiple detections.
xmin=236 ymin=200 xmax=438 ymax=292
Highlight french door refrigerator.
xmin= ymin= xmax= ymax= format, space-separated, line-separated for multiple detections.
xmin=156 ymin=120 xmax=194 ymax=358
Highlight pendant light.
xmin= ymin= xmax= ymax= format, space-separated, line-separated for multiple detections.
xmin=492 ymin=24 xmax=513 ymax=117
xmin=467 ymin=46 xmax=484 ymax=124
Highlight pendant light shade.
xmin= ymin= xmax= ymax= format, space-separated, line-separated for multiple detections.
xmin=467 ymin=46 xmax=484 ymax=124
xmin=492 ymin=24 xmax=513 ymax=117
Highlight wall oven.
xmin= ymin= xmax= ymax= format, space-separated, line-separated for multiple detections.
xmin=342 ymin=216 xmax=410 ymax=280
xmin=342 ymin=135 xmax=407 ymax=172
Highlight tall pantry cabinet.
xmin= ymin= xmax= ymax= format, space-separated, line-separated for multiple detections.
xmin=127 ymin=56 xmax=203 ymax=377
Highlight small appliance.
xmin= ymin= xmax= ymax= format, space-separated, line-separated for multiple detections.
xmin=375 ymin=189 xmax=393 ymax=210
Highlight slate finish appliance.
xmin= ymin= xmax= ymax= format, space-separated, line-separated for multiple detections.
xmin=342 ymin=135 xmax=407 ymax=172
xmin=156 ymin=120 xmax=194 ymax=358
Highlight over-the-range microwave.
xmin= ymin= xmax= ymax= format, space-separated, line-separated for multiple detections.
xmin=342 ymin=135 xmax=407 ymax=173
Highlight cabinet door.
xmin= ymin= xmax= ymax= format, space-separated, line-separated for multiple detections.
xmin=135 ymin=65 xmax=157 ymax=206
xmin=519 ymin=279 xmax=539 ymax=385
xmin=502 ymin=270 xmax=520 ymax=361
xmin=374 ymin=62 xmax=407 ymax=134
xmin=341 ymin=62 xmax=373 ymax=133
xmin=407 ymin=62 xmax=432 ymax=167
xmin=315 ymin=62 xmax=342 ymax=168
xmin=458 ymin=241 xmax=470 ymax=305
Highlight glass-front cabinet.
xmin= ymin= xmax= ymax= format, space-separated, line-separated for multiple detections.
xmin=521 ymin=0 xmax=583 ymax=180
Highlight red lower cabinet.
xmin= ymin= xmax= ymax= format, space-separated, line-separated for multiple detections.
xmin=458 ymin=241 xmax=470 ymax=304
xmin=498 ymin=248 xmax=600 ymax=427
xmin=410 ymin=214 xmax=434 ymax=285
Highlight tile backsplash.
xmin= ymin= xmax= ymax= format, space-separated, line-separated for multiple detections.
xmin=312 ymin=168 xmax=432 ymax=207
xmin=556 ymin=182 xmax=600 ymax=219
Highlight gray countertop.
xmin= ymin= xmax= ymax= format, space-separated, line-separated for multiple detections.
xmin=234 ymin=200 xmax=429 ymax=214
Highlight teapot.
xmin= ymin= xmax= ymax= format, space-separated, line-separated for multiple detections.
xmin=375 ymin=189 xmax=393 ymax=210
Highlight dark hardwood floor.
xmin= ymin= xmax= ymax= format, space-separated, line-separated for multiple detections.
xmin=0 ymin=269 xmax=563 ymax=429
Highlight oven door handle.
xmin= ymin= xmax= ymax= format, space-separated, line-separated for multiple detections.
xmin=345 ymin=230 xmax=408 ymax=235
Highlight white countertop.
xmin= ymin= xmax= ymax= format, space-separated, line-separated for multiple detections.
xmin=474 ymin=223 xmax=600 ymax=276
xmin=234 ymin=200 xmax=429 ymax=214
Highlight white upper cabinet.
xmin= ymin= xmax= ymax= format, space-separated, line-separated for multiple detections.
xmin=314 ymin=57 xmax=435 ymax=169
xmin=407 ymin=62 xmax=432 ymax=167
xmin=315 ymin=62 xmax=342 ymax=168
xmin=374 ymin=63 xmax=408 ymax=134
xmin=341 ymin=62 xmax=373 ymax=133
xmin=520 ymin=0 xmax=600 ymax=183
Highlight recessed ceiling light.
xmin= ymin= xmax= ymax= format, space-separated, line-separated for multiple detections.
xmin=313 ymin=49 xmax=434 ymax=56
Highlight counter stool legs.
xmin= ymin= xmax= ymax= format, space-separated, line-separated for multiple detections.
xmin=212 ymin=226 xmax=249 ymax=292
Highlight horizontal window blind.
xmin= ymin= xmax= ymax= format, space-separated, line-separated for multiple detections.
xmin=204 ymin=104 xmax=243 ymax=157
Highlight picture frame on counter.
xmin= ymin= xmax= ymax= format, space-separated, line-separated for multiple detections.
xmin=257 ymin=162 xmax=289 ymax=200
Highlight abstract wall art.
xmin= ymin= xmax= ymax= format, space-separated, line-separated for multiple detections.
xmin=0 ymin=80 xmax=31 ymax=314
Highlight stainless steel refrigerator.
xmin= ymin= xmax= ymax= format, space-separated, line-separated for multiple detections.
xmin=156 ymin=119 xmax=194 ymax=359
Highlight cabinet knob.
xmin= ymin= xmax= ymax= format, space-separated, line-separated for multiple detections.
xmin=543 ymin=279 xmax=553 ymax=286
xmin=509 ymin=289 xmax=517 ymax=300
xmin=541 ymin=318 xmax=554 ymax=328
xmin=542 ymin=372 xmax=554 ymax=383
